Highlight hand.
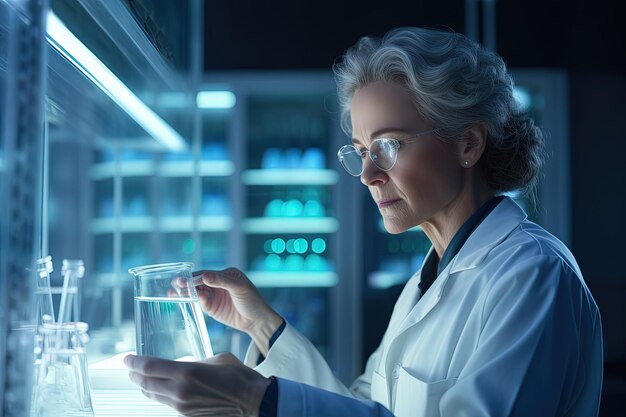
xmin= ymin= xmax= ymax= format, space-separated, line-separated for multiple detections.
xmin=125 ymin=353 xmax=271 ymax=417
xmin=180 ymin=267 xmax=283 ymax=356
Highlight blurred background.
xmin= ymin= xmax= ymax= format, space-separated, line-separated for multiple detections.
xmin=0 ymin=0 xmax=623 ymax=415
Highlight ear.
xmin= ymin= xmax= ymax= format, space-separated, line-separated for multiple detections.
xmin=458 ymin=123 xmax=488 ymax=168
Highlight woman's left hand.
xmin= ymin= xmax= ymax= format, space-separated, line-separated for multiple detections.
xmin=124 ymin=352 xmax=271 ymax=417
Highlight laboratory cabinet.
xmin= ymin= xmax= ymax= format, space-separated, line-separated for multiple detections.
xmin=85 ymin=73 xmax=360 ymax=381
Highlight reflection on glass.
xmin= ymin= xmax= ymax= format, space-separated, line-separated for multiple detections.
xmin=129 ymin=262 xmax=213 ymax=361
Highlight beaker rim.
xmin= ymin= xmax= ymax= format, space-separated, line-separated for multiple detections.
xmin=128 ymin=262 xmax=194 ymax=276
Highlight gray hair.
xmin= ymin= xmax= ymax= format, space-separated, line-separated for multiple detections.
xmin=333 ymin=27 xmax=546 ymax=200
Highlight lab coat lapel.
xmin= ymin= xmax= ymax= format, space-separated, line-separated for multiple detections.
xmin=448 ymin=197 xmax=527 ymax=274
xmin=392 ymin=259 xmax=454 ymax=338
xmin=390 ymin=197 xmax=528 ymax=339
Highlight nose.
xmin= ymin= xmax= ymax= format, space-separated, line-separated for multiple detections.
xmin=360 ymin=154 xmax=388 ymax=186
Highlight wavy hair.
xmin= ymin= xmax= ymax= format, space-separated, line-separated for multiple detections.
xmin=333 ymin=27 xmax=546 ymax=200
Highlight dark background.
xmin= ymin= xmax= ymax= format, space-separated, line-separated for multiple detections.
xmin=204 ymin=1 xmax=625 ymax=415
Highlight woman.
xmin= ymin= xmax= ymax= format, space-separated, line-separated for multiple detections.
xmin=125 ymin=27 xmax=603 ymax=416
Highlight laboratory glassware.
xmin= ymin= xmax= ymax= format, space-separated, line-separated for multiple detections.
xmin=128 ymin=262 xmax=213 ymax=361
xmin=31 ymin=322 xmax=94 ymax=417
xmin=35 ymin=256 xmax=55 ymax=326
xmin=57 ymin=259 xmax=85 ymax=325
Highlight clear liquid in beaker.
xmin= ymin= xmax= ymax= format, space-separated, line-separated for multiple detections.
xmin=135 ymin=296 xmax=213 ymax=360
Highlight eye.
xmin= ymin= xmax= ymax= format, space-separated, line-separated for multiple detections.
xmin=355 ymin=147 xmax=367 ymax=159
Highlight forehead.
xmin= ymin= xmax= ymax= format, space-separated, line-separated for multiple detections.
xmin=350 ymin=81 xmax=422 ymax=139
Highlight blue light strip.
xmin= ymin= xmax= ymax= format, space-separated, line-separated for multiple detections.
xmin=46 ymin=12 xmax=188 ymax=151
xmin=196 ymin=91 xmax=236 ymax=109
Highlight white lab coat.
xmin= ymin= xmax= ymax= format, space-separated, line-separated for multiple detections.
xmin=245 ymin=197 xmax=603 ymax=416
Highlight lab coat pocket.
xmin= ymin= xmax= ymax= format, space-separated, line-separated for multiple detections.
xmin=394 ymin=367 xmax=458 ymax=417
xmin=370 ymin=370 xmax=390 ymax=409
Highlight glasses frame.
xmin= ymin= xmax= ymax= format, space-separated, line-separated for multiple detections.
xmin=337 ymin=128 xmax=441 ymax=176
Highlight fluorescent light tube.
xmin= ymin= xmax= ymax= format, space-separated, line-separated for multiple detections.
xmin=196 ymin=91 xmax=236 ymax=109
xmin=45 ymin=12 xmax=187 ymax=152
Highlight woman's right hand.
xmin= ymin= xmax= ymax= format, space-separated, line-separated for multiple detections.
xmin=190 ymin=267 xmax=283 ymax=356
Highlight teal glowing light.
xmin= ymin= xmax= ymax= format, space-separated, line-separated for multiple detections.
xmin=182 ymin=239 xmax=196 ymax=255
xmin=271 ymin=238 xmax=286 ymax=254
xmin=263 ymin=239 xmax=273 ymax=254
xmin=286 ymin=239 xmax=296 ymax=254
xmin=196 ymin=91 xmax=236 ymax=109
xmin=305 ymin=254 xmax=326 ymax=271
xmin=294 ymin=238 xmax=308 ymax=254
xmin=264 ymin=254 xmax=282 ymax=271
xmin=311 ymin=238 xmax=326 ymax=254
xmin=282 ymin=200 xmax=303 ymax=217
xmin=284 ymin=254 xmax=304 ymax=271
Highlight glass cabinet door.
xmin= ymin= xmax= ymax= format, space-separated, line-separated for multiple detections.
xmin=44 ymin=0 xmax=207 ymax=363
xmin=243 ymin=92 xmax=339 ymax=362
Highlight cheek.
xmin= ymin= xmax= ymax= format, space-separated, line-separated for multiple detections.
xmin=395 ymin=144 xmax=462 ymax=202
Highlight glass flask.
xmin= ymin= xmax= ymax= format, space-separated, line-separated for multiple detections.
xmin=57 ymin=259 xmax=85 ymax=324
xmin=35 ymin=256 xmax=55 ymax=326
xmin=31 ymin=322 xmax=94 ymax=417
xmin=128 ymin=262 xmax=213 ymax=360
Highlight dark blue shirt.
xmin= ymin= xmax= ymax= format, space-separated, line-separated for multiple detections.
xmin=418 ymin=196 xmax=504 ymax=296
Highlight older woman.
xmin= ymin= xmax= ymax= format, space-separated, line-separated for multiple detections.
xmin=125 ymin=27 xmax=603 ymax=417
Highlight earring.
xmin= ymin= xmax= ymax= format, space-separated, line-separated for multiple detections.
xmin=464 ymin=161 xmax=469 ymax=166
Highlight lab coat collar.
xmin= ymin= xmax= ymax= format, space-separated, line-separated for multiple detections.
xmin=448 ymin=196 xmax=527 ymax=274
xmin=393 ymin=197 xmax=527 ymax=339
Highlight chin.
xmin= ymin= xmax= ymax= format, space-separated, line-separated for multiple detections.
xmin=382 ymin=219 xmax=410 ymax=234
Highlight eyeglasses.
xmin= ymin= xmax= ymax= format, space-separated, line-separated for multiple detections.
xmin=337 ymin=128 xmax=441 ymax=176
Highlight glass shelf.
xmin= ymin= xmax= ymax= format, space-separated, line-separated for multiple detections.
xmin=90 ymin=161 xmax=155 ymax=180
xmin=91 ymin=216 xmax=154 ymax=234
xmin=96 ymin=273 xmax=129 ymax=288
xmin=242 ymin=217 xmax=339 ymax=234
xmin=161 ymin=216 xmax=233 ymax=232
xmin=161 ymin=160 xmax=235 ymax=177
xmin=90 ymin=160 xmax=235 ymax=180
xmin=91 ymin=216 xmax=233 ymax=234
xmin=241 ymin=169 xmax=338 ymax=186
xmin=246 ymin=271 xmax=339 ymax=288
xmin=368 ymin=271 xmax=412 ymax=289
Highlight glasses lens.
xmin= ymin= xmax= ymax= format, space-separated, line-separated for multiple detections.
xmin=370 ymin=139 xmax=397 ymax=171
xmin=337 ymin=145 xmax=362 ymax=176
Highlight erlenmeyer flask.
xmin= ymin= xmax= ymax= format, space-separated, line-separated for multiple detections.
xmin=31 ymin=322 xmax=94 ymax=417
xmin=128 ymin=262 xmax=213 ymax=361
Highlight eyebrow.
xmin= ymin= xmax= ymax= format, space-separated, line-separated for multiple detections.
xmin=351 ymin=127 xmax=416 ymax=145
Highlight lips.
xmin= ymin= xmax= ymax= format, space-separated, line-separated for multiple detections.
xmin=377 ymin=199 xmax=401 ymax=209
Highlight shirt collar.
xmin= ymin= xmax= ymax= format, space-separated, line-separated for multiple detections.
xmin=437 ymin=195 xmax=505 ymax=275
xmin=448 ymin=196 xmax=528 ymax=274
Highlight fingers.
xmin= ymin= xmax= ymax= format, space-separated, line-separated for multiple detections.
xmin=139 ymin=390 xmax=178 ymax=411
xmin=129 ymin=371 xmax=173 ymax=395
xmin=204 ymin=352 xmax=241 ymax=366
xmin=194 ymin=268 xmax=249 ymax=292
xmin=124 ymin=355 xmax=191 ymax=379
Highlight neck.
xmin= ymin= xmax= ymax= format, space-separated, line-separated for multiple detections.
xmin=420 ymin=178 xmax=494 ymax=259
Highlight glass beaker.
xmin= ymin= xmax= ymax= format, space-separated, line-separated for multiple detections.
xmin=31 ymin=322 xmax=94 ymax=417
xmin=128 ymin=262 xmax=213 ymax=361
